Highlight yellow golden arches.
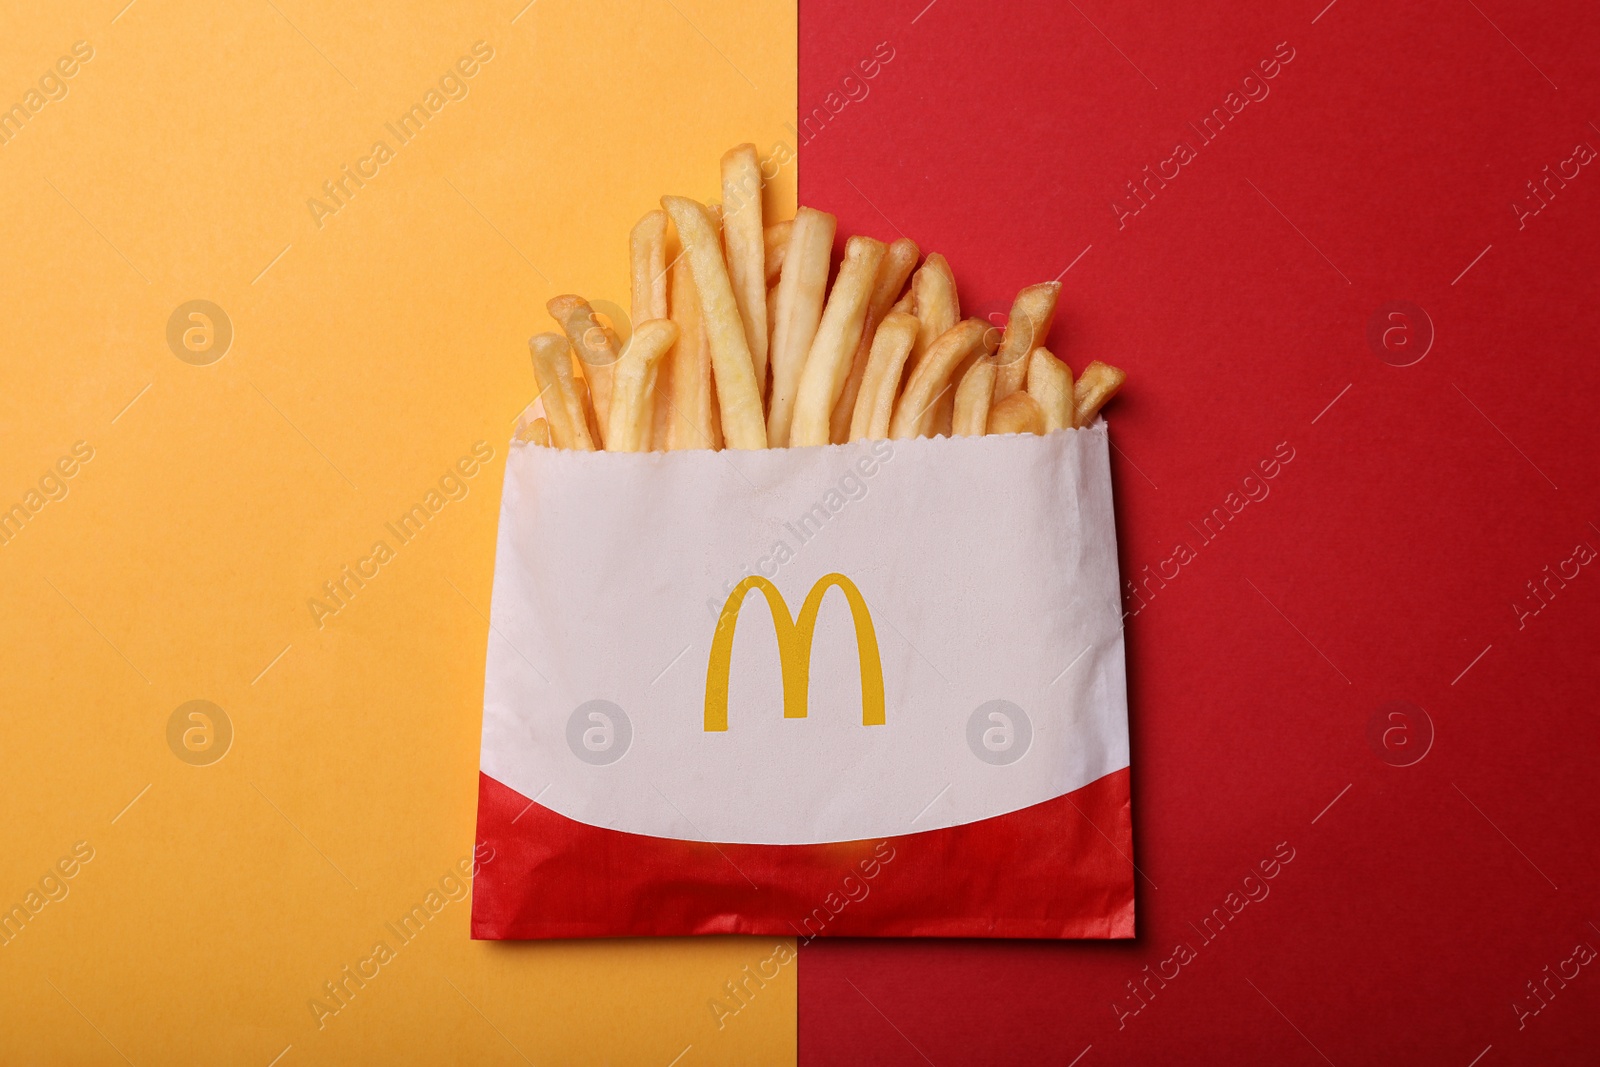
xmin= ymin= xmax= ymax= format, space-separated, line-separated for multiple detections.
xmin=704 ymin=573 xmax=886 ymax=732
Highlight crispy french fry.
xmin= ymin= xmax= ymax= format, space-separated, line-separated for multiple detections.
xmin=764 ymin=220 xmax=793 ymax=284
xmin=631 ymin=210 xmax=672 ymax=450
xmin=606 ymin=319 xmax=680 ymax=452
xmin=952 ymin=357 xmax=997 ymax=436
xmin=1073 ymin=360 xmax=1127 ymax=426
xmin=830 ymin=237 xmax=919 ymax=443
xmin=988 ymin=391 xmax=1046 ymax=436
xmin=547 ymin=294 xmax=620 ymax=445
xmin=993 ymin=282 xmax=1060 ymax=401
xmin=908 ymin=253 xmax=959 ymax=373
xmin=573 ymin=374 xmax=602 ymax=446
xmin=525 ymin=417 xmax=552 ymax=447
xmin=1026 ymin=347 xmax=1074 ymax=432
xmin=665 ymin=245 xmax=720 ymax=450
xmin=648 ymin=343 xmax=674 ymax=452
xmin=848 ymin=311 xmax=920 ymax=441
xmin=661 ymin=195 xmax=768 ymax=449
xmin=928 ymin=358 xmax=968 ymax=437
xmin=888 ymin=319 xmax=992 ymax=439
xmin=905 ymin=254 xmax=961 ymax=434
xmin=528 ymin=332 xmax=595 ymax=451
xmin=721 ymin=144 xmax=768 ymax=398
xmin=766 ymin=207 xmax=837 ymax=447
xmin=630 ymin=209 xmax=669 ymax=323
xmin=790 ymin=235 xmax=888 ymax=447
xmin=890 ymin=290 xmax=915 ymax=316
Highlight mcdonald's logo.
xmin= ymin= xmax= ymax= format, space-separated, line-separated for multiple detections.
xmin=704 ymin=573 xmax=885 ymax=732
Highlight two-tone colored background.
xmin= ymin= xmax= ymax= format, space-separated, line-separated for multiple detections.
xmin=3 ymin=0 xmax=1597 ymax=1064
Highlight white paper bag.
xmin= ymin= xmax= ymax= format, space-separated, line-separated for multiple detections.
xmin=473 ymin=425 xmax=1134 ymax=940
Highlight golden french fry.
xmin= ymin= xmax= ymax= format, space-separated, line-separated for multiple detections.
xmin=661 ymin=196 xmax=768 ymax=449
xmin=908 ymin=253 xmax=959 ymax=373
xmin=890 ymin=290 xmax=915 ymax=316
xmin=889 ymin=319 xmax=992 ymax=439
xmin=648 ymin=346 xmax=674 ymax=451
xmin=993 ymin=282 xmax=1061 ymax=401
xmin=764 ymin=220 xmax=793 ymax=284
xmin=528 ymin=332 xmax=595 ymax=451
xmin=606 ymin=319 xmax=680 ymax=452
xmin=848 ymin=311 xmax=920 ymax=441
xmin=721 ymin=144 xmax=768 ymax=398
xmin=524 ymin=417 xmax=552 ymax=447
xmin=1026 ymin=347 xmax=1074 ymax=432
xmin=988 ymin=391 xmax=1046 ymax=436
xmin=790 ymin=235 xmax=888 ymax=447
xmin=665 ymin=246 xmax=720 ymax=450
xmin=952 ymin=357 xmax=997 ymax=436
xmin=1073 ymin=360 xmax=1127 ymax=426
xmin=573 ymin=374 xmax=602 ymax=446
xmin=547 ymin=294 xmax=620 ymax=445
xmin=630 ymin=210 xmax=672 ymax=451
xmin=766 ymin=208 xmax=839 ymax=446
xmin=904 ymin=253 xmax=961 ymax=433
xmin=630 ymin=209 xmax=669 ymax=323
xmin=830 ymin=237 xmax=919 ymax=443
xmin=928 ymin=350 xmax=974 ymax=437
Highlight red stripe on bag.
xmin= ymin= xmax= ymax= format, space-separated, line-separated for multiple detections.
xmin=472 ymin=768 xmax=1134 ymax=940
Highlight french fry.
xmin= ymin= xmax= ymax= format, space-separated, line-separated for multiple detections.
xmin=952 ymin=356 xmax=997 ymax=436
xmin=766 ymin=207 xmax=838 ymax=446
xmin=574 ymin=374 xmax=602 ymax=446
xmin=908 ymin=253 xmax=959 ymax=373
xmin=848 ymin=311 xmax=920 ymax=441
xmin=648 ymin=345 xmax=675 ymax=451
xmin=888 ymin=319 xmax=992 ymax=439
xmin=528 ymin=332 xmax=595 ymax=451
xmin=606 ymin=319 xmax=680 ymax=452
xmin=790 ymin=235 xmax=888 ymax=447
xmin=830 ymin=237 xmax=919 ymax=443
xmin=1073 ymin=360 xmax=1127 ymax=426
xmin=764 ymin=220 xmax=793 ymax=284
xmin=666 ymin=245 xmax=720 ymax=450
xmin=630 ymin=209 xmax=669 ymax=323
xmin=661 ymin=195 xmax=768 ymax=449
xmin=906 ymin=255 xmax=961 ymax=433
xmin=988 ymin=391 xmax=1046 ymax=436
xmin=720 ymin=144 xmax=768 ymax=398
xmin=630 ymin=210 xmax=671 ymax=450
xmin=1026 ymin=347 xmax=1074 ymax=432
xmin=928 ymin=371 xmax=961 ymax=437
xmin=525 ymin=417 xmax=552 ymax=447
xmin=547 ymin=294 xmax=620 ymax=445
xmin=993 ymin=282 xmax=1060 ymax=401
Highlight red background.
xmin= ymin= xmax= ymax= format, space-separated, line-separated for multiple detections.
xmin=797 ymin=0 xmax=1600 ymax=1063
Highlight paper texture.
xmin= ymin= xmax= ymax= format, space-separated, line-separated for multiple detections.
xmin=480 ymin=426 xmax=1128 ymax=846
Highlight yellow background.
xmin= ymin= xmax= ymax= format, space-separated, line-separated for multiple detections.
xmin=0 ymin=1 xmax=796 ymax=1063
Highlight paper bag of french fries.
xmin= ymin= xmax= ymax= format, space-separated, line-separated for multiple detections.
xmin=472 ymin=145 xmax=1134 ymax=939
